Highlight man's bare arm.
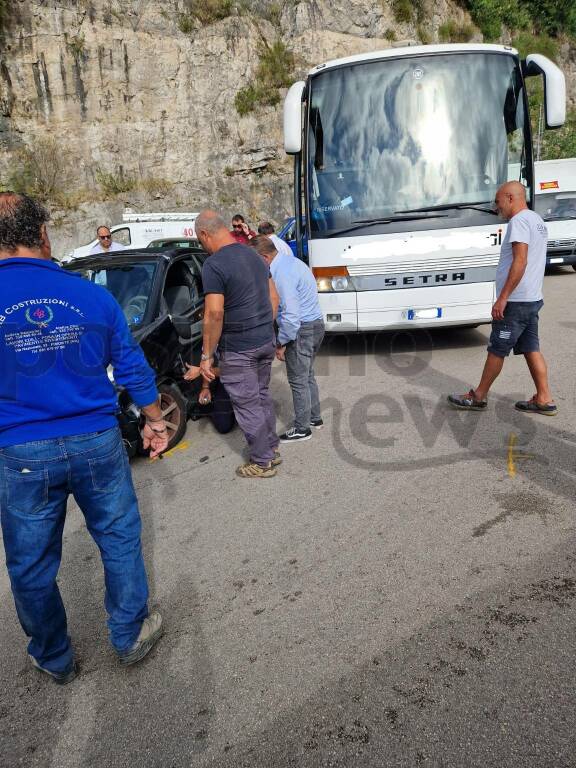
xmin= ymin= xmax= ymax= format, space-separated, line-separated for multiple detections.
xmin=200 ymin=293 xmax=225 ymax=379
xmin=269 ymin=277 xmax=280 ymax=320
xmin=202 ymin=293 xmax=225 ymax=356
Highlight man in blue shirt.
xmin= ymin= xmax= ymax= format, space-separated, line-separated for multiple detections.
xmin=0 ymin=193 xmax=166 ymax=684
xmin=252 ymin=236 xmax=325 ymax=443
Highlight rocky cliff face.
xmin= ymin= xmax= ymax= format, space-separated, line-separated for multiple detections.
xmin=0 ymin=0 xmax=574 ymax=256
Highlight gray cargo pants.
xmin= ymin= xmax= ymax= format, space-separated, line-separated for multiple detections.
xmin=219 ymin=340 xmax=278 ymax=466
xmin=284 ymin=319 xmax=325 ymax=431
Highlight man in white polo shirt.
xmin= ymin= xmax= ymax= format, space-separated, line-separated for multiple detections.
xmin=90 ymin=225 xmax=125 ymax=255
xmin=448 ymin=181 xmax=556 ymax=416
xmin=257 ymin=221 xmax=294 ymax=259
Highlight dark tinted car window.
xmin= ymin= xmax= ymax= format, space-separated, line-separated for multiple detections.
xmin=76 ymin=263 xmax=156 ymax=326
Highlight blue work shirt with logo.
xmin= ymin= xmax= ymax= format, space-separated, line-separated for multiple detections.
xmin=0 ymin=258 xmax=158 ymax=448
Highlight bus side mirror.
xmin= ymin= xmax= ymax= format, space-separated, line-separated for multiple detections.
xmin=284 ymin=81 xmax=306 ymax=154
xmin=523 ymin=54 xmax=566 ymax=129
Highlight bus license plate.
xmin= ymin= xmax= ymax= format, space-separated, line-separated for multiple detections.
xmin=407 ymin=308 xmax=442 ymax=320
xmin=549 ymin=258 xmax=564 ymax=264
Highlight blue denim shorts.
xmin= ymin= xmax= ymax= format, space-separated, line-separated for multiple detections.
xmin=488 ymin=300 xmax=543 ymax=358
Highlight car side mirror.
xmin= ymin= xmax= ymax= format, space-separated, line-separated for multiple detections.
xmin=171 ymin=316 xmax=193 ymax=339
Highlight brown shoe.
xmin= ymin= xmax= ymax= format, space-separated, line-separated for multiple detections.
xmin=271 ymin=449 xmax=282 ymax=467
xmin=236 ymin=462 xmax=277 ymax=478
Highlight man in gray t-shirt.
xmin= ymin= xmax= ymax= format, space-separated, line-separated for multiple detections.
xmin=449 ymin=181 xmax=557 ymax=416
xmin=495 ymin=208 xmax=547 ymax=301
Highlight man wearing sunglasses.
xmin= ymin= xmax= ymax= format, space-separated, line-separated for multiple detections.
xmin=230 ymin=214 xmax=256 ymax=245
xmin=90 ymin=226 xmax=125 ymax=254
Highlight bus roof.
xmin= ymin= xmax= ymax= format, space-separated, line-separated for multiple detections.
xmin=308 ymin=43 xmax=518 ymax=76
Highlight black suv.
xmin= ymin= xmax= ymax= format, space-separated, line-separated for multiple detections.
xmin=65 ymin=246 xmax=209 ymax=456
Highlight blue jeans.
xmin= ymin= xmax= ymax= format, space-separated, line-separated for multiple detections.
xmin=284 ymin=319 xmax=325 ymax=430
xmin=0 ymin=427 xmax=149 ymax=675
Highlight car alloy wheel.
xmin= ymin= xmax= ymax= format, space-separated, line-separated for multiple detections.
xmin=157 ymin=382 xmax=187 ymax=451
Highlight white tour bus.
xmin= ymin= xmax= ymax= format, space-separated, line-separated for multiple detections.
xmin=534 ymin=158 xmax=576 ymax=270
xmin=284 ymin=44 xmax=565 ymax=332
xmin=67 ymin=211 xmax=199 ymax=260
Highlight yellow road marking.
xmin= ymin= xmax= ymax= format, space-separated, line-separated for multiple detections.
xmin=149 ymin=440 xmax=190 ymax=462
xmin=507 ymin=433 xmax=517 ymax=478
xmin=507 ymin=433 xmax=535 ymax=478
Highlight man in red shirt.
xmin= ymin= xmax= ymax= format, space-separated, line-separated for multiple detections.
xmin=230 ymin=214 xmax=256 ymax=245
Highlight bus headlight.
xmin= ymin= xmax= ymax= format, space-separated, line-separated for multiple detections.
xmin=314 ymin=267 xmax=353 ymax=292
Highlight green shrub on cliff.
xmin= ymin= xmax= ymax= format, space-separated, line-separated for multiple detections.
xmin=438 ymin=20 xmax=475 ymax=42
xmin=235 ymin=40 xmax=295 ymax=115
xmin=460 ymin=0 xmax=529 ymax=40
xmin=541 ymin=109 xmax=576 ymax=159
xmin=459 ymin=0 xmax=576 ymax=39
xmin=512 ymin=31 xmax=559 ymax=61
xmin=0 ymin=0 xmax=11 ymax=33
xmin=524 ymin=0 xmax=576 ymax=37
xmin=95 ymin=168 xmax=136 ymax=196
xmin=392 ymin=0 xmax=412 ymax=23
xmin=4 ymin=139 xmax=65 ymax=200
xmin=184 ymin=0 xmax=233 ymax=26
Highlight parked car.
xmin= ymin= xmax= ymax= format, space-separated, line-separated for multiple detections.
xmin=64 ymin=246 xmax=209 ymax=456
xmin=147 ymin=237 xmax=202 ymax=250
xmin=278 ymin=216 xmax=308 ymax=260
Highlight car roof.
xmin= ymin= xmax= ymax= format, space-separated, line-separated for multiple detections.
xmin=147 ymin=238 xmax=200 ymax=245
xmin=63 ymin=246 xmax=205 ymax=270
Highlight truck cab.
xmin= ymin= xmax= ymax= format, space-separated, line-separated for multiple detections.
xmin=535 ymin=159 xmax=576 ymax=270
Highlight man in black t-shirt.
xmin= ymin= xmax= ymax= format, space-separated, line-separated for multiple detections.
xmin=195 ymin=209 xmax=280 ymax=478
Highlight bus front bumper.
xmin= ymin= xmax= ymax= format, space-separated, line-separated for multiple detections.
xmin=319 ymin=282 xmax=495 ymax=332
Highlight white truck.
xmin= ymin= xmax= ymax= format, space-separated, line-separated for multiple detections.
xmin=67 ymin=211 xmax=199 ymax=260
xmin=534 ymin=158 xmax=576 ymax=270
xmin=284 ymin=43 xmax=566 ymax=332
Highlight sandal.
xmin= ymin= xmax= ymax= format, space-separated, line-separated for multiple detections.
xmin=447 ymin=389 xmax=487 ymax=411
xmin=515 ymin=396 xmax=557 ymax=416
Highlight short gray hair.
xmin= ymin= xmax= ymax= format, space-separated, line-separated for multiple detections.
xmin=195 ymin=209 xmax=228 ymax=236
xmin=251 ymin=234 xmax=277 ymax=257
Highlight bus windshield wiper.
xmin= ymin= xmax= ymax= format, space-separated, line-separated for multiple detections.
xmin=544 ymin=213 xmax=576 ymax=221
xmin=398 ymin=202 xmax=498 ymax=215
xmin=325 ymin=213 xmax=448 ymax=238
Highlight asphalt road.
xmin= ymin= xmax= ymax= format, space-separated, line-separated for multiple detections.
xmin=2 ymin=268 xmax=576 ymax=768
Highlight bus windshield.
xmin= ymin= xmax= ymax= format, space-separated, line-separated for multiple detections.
xmin=307 ymin=52 xmax=529 ymax=235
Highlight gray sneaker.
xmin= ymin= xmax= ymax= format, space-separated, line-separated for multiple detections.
xmin=118 ymin=611 xmax=163 ymax=666
xmin=29 ymin=654 xmax=78 ymax=685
